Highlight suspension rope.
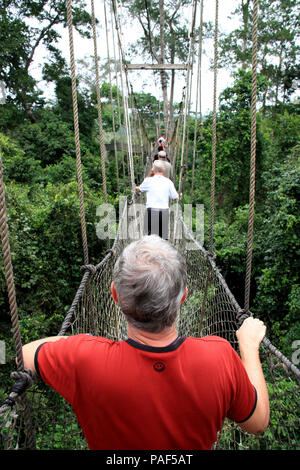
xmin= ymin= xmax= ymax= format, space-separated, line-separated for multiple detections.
xmin=183 ymin=13 xmax=197 ymax=199
xmin=171 ymin=91 xmax=185 ymax=179
xmin=104 ymin=0 xmax=120 ymax=197
xmin=0 ymin=155 xmax=24 ymax=372
xmin=129 ymin=84 xmax=152 ymax=180
xmin=91 ymin=0 xmax=108 ymax=205
xmin=112 ymin=0 xmax=136 ymax=195
xmin=159 ymin=0 xmax=169 ymax=137
xmin=66 ymin=0 xmax=89 ymax=264
xmin=191 ymin=0 xmax=204 ymax=205
xmin=177 ymin=0 xmax=198 ymax=199
xmin=173 ymin=0 xmax=198 ymax=242
xmin=0 ymin=151 xmax=36 ymax=448
xmin=112 ymin=0 xmax=142 ymax=238
xmin=110 ymin=0 xmax=127 ymax=189
xmin=209 ymin=0 xmax=219 ymax=254
xmin=244 ymin=0 xmax=259 ymax=313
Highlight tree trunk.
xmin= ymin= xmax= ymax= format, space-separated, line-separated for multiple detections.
xmin=159 ymin=0 xmax=169 ymax=138
xmin=21 ymin=91 xmax=36 ymax=123
xmin=275 ymin=46 xmax=283 ymax=107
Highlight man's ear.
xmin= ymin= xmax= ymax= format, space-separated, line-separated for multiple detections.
xmin=180 ymin=286 xmax=188 ymax=304
xmin=111 ymin=282 xmax=119 ymax=303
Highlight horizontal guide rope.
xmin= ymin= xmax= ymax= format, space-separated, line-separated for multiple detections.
xmin=125 ymin=64 xmax=189 ymax=70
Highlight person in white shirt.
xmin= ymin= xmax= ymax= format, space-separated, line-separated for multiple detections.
xmin=136 ymin=160 xmax=179 ymax=239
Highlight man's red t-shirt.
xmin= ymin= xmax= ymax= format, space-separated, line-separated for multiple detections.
xmin=35 ymin=334 xmax=257 ymax=450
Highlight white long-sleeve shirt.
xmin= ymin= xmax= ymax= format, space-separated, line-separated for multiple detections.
xmin=139 ymin=175 xmax=178 ymax=209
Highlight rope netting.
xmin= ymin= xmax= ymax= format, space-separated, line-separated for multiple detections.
xmin=177 ymin=219 xmax=300 ymax=450
xmin=0 ymin=199 xmax=299 ymax=450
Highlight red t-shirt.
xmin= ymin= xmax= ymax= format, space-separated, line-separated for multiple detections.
xmin=35 ymin=334 xmax=256 ymax=450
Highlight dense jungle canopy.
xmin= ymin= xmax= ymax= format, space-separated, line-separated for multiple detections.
xmin=0 ymin=0 xmax=299 ymax=399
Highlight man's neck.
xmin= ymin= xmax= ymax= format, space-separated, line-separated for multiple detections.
xmin=127 ymin=324 xmax=178 ymax=347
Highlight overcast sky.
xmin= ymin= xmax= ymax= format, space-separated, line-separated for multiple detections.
xmin=114 ymin=0 xmax=241 ymax=115
xmin=34 ymin=0 xmax=241 ymax=115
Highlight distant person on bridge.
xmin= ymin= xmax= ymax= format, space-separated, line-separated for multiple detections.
xmin=20 ymin=235 xmax=269 ymax=450
xmin=157 ymin=150 xmax=173 ymax=180
xmin=136 ymin=160 xmax=178 ymax=239
xmin=158 ymin=136 xmax=166 ymax=149
xmin=153 ymin=146 xmax=170 ymax=163
xmin=153 ymin=137 xmax=171 ymax=164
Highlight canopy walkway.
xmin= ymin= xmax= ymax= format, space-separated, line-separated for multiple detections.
xmin=0 ymin=0 xmax=299 ymax=451
xmin=0 ymin=197 xmax=299 ymax=450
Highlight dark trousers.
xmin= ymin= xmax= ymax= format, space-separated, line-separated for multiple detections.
xmin=144 ymin=208 xmax=169 ymax=240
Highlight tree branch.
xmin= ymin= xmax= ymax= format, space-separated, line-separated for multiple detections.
xmin=25 ymin=13 xmax=61 ymax=71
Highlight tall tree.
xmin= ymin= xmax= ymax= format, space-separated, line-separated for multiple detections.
xmin=197 ymin=70 xmax=267 ymax=211
xmin=0 ymin=0 xmax=92 ymax=121
xmin=120 ymin=0 xmax=192 ymax=140
xmin=158 ymin=0 xmax=169 ymax=136
xmin=218 ymin=0 xmax=299 ymax=109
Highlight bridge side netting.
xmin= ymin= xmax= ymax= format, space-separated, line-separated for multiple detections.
xmin=1 ymin=201 xmax=299 ymax=450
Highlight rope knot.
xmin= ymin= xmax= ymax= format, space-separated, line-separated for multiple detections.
xmin=206 ymin=250 xmax=216 ymax=261
xmin=0 ymin=369 xmax=37 ymax=410
xmin=236 ymin=309 xmax=250 ymax=326
xmin=105 ymin=248 xmax=116 ymax=257
xmin=10 ymin=369 xmax=36 ymax=389
xmin=81 ymin=264 xmax=97 ymax=275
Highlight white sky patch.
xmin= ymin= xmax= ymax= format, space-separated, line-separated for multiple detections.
xmin=30 ymin=0 xmax=241 ymax=115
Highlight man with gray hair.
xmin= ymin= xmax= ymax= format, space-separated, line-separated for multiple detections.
xmin=21 ymin=235 xmax=269 ymax=450
xmin=157 ymin=150 xmax=173 ymax=180
xmin=136 ymin=160 xmax=178 ymax=239
xmin=112 ymin=235 xmax=187 ymax=334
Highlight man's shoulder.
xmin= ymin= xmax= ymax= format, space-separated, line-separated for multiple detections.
xmin=140 ymin=177 xmax=152 ymax=187
xmin=63 ymin=334 xmax=119 ymax=349
xmin=185 ymin=335 xmax=233 ymax=350
xmin=64 ymin=335 xmax=124 ymax=362
xmin=184 ymin=336 xmax=237 ymax=365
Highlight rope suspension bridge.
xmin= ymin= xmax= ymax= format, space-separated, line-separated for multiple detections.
xmin=0 ymin=0 xmax=299 ymax=450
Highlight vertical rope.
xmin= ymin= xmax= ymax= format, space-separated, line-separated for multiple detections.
xmin=209 ymin=0 xmax=219 ymax=254
xmin=0 ymin=159 xmax=23 ymax=371
xmin=112 ymin=0 xmax=140 ymax=238
xmin=157 ymin=99 xmax=161 ymax=139
xmin=172 ymin=93 xmax=184 ymax=180
xmin=173 ymin=0 xmax=198 ymax=243
xmin=66 ymin=0 xmax=89 ymax=264
xmin=191 ymin=0 xmax=204 ymax=205
xmin=158 ymin=0 xmax=169 ymax=137
xmin=112 ymin=0 xmax=136 ymax=194
xmin=104 ymin=0 xmax=120 ymax=197
xmin=91 ymin=0 xmax=108 ymax=206
xmin=244 ymin=0 xmax=259 ymax=312
xmin=110 ymin=1 xmax=127 ymax=190
xmin=0 ymin=150 xmax=36 ymax=449
xmin=177 ymin=0 xmax=198 ymax=199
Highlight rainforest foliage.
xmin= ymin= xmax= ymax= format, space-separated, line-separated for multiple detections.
xmin=0 ymin=0 xmax=299 ymax=374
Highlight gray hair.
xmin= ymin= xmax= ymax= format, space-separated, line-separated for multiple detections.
xmin=152 ymin=160 xmax=165 ymax=173
xmin=113 ymin=235 xmax=187 ymax=333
